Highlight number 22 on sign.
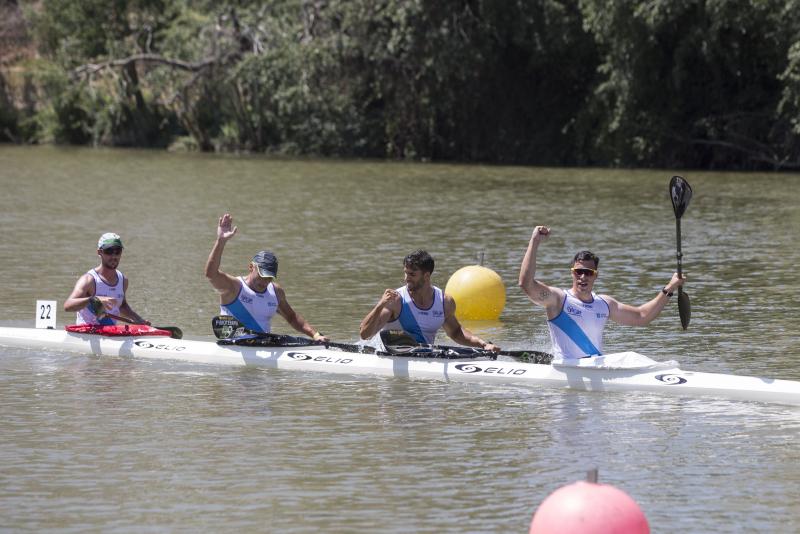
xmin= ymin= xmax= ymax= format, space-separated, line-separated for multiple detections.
xmin=36 ymin=300 xmax=57 ymax=329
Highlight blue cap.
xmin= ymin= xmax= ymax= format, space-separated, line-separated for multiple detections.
xmin=252 ymin=250 xmax=278 ymax=278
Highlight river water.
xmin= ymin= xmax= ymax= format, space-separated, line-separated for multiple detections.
xmin=0 ymin=146 xmax=798 ymax=532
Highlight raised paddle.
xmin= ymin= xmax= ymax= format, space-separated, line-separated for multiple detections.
xmin=669 ymin=175 xmax=692 ymax=329
xmin=210 ymin=315 xmax=367 ymax=352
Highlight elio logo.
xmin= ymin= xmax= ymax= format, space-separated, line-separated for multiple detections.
xmin=455 ymin=364 xmax=527 ymax=376
xmin=655 ymin=374 xmax=687 ymax=385
xmin=133 ymin=340 xmax=186 ymax=352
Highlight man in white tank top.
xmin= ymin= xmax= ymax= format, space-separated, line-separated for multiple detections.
xmin=204 ymin=213 xmax=328 ymax=340
xmin=64 ymin=233 xmax=150 ymax=326
xmin=359 ymin=250 xmax=500 ymax=352
xmin=518 ymin=225 xmax=685 ymax=359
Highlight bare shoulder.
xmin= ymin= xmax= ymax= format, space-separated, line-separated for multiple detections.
xmin=78 ymin=272 xmax=96 ymax=291
xmin=271 ymin=280 xmax=285 ymax=292
xmin=599 ymin=293 xmax=622 ymax=311
xmin=66 ymin=273 xmax=95 ymax=300
xmin=271 ymin=281 xmax=288 ymax=300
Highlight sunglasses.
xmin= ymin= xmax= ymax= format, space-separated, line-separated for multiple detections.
xmin=102 ymin=247 xmax=123 ymax=255
xmin=571 ymin=267 xmax=597 ymax=277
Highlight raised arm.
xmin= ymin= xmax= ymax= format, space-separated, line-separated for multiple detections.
xmin=605 ymin=273 xmax=686 ymax=326
xmin=359 ymin=289 xmax=401 ymax=339
xmin=518 ymin=225 xmax=563 ymax=314
xmin=204 ymin=213 xmax=241 ymax=301
xmin=441 ymin=295 xmax=500 ymax=352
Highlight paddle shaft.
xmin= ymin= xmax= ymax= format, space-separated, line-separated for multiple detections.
xmin=675 ymin=217 xmax=684 ymax=290
xmin=212 ymin=316 xmax=551 ymax=362
xmin=377 ymin=331 xmax=552 ymax=362
xmin=102 ymin=312 xmax=183 ymax=339
xmin=433 ymin=344 xmax=551 ymax=363
xmin=380 ymin=337 xmax=552 ymax=363
xmin=210 ymin=315 xmax=362 ymax=352
xmin=103 ymin=311 xmax=137 ymax=324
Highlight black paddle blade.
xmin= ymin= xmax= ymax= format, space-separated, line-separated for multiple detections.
xmin=211 ymin=315 xmax=243 ymax=339
xmin=160 ymin=326 xmax=183 ymax=339
xmin=678 ymin=290 xmax=691 ymax=330
xmin=669 ymin=175 xmax=693 ymax=219
xmin=379 ymin=330 xmax=420 ymax=349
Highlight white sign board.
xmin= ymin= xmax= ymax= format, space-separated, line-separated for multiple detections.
xmin=36 ymin=300 xmax=57 ymax=329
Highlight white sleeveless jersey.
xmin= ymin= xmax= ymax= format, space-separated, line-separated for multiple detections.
xmin=220 ymin=277 xmax=279 ymax=333
xmin=547 ymin=289 xmax=609 ymax=358
xmin=382 ymin=285 xmax=446 ymax=344
xmin=76 ymin=269 xmax=125 ymax=325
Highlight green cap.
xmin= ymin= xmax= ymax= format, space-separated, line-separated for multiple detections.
xmin=98 ymin=232 xmax=124 ymax=250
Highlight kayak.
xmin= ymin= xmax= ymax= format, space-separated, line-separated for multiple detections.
xmin=1 ymin=326 xmax=799 ymax=406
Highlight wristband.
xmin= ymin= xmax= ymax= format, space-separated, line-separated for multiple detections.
xmin=661 ymin=287 xmax=674 ymax=297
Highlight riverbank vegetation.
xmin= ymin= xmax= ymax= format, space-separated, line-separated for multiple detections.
xmin=2 ymin=0 xmax=800 ymax=169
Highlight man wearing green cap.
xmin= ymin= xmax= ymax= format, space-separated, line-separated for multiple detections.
xmin=64 ymin=232 xmax=150 ymax=326
xmin=204 ymin=213 xmax=328 ymax=341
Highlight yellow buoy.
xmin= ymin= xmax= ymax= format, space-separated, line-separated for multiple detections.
xmin=445 ymin=265 xmax=506 ymax=320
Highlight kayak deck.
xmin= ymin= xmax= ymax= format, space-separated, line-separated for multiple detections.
xmin=1 ymin=327 xmax=799 ymax=406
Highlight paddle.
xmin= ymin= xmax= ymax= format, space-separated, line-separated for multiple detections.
xmin=210 ymin=315 xmax=366 ymax=352
xmin=669 ymin=175 xmax=692 ymax=329
xmin=100 ymin=311 xmax=183 ymax=339
xmin=378 ymin=330 xmax=553 ymax=364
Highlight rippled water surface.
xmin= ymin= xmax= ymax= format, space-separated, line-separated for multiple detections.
xmin=1 ymin=146 xmax=799 ymax=532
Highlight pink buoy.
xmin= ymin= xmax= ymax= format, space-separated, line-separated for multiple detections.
xmin=530 ymin=479 xmax=649 ymax=534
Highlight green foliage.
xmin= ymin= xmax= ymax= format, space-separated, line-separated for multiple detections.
xmin=579 ymin=0 xmax=800 ymax=168
xmin=0 ymin=73 xmax=19 ymax=142
xmin=29 ymin=0 xmax=180 ymax=63
xmin=6 ymin=0 xmax=800 ymax=168
xmin=24 ymin=61 xmax=91 ymax=144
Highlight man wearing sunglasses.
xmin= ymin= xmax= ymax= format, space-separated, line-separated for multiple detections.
xmin=204 ymin=213 xmax=328 ymax=341
xmin=64 ymin=233 xmax=150 ymax=326
xmin=518 ymin=225 xmax=684 ymax=359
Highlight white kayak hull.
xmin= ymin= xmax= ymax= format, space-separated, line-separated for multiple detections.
xmin=2 ymin=327 xmax=799 ymax=406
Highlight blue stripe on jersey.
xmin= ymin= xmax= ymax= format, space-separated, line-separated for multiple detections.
xmin=223 ymin=299 xmax=265 ymax=333
xmin=398 ymin=300 xmax=426 ymax=343
xmin=550 ymin=311 xmax=602 ymax=356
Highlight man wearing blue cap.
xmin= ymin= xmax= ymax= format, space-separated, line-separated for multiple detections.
xmin=64 ymin=232 xmax=150 ymax=325
xmin=205 ymin=213 xmax=328 ymax=341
